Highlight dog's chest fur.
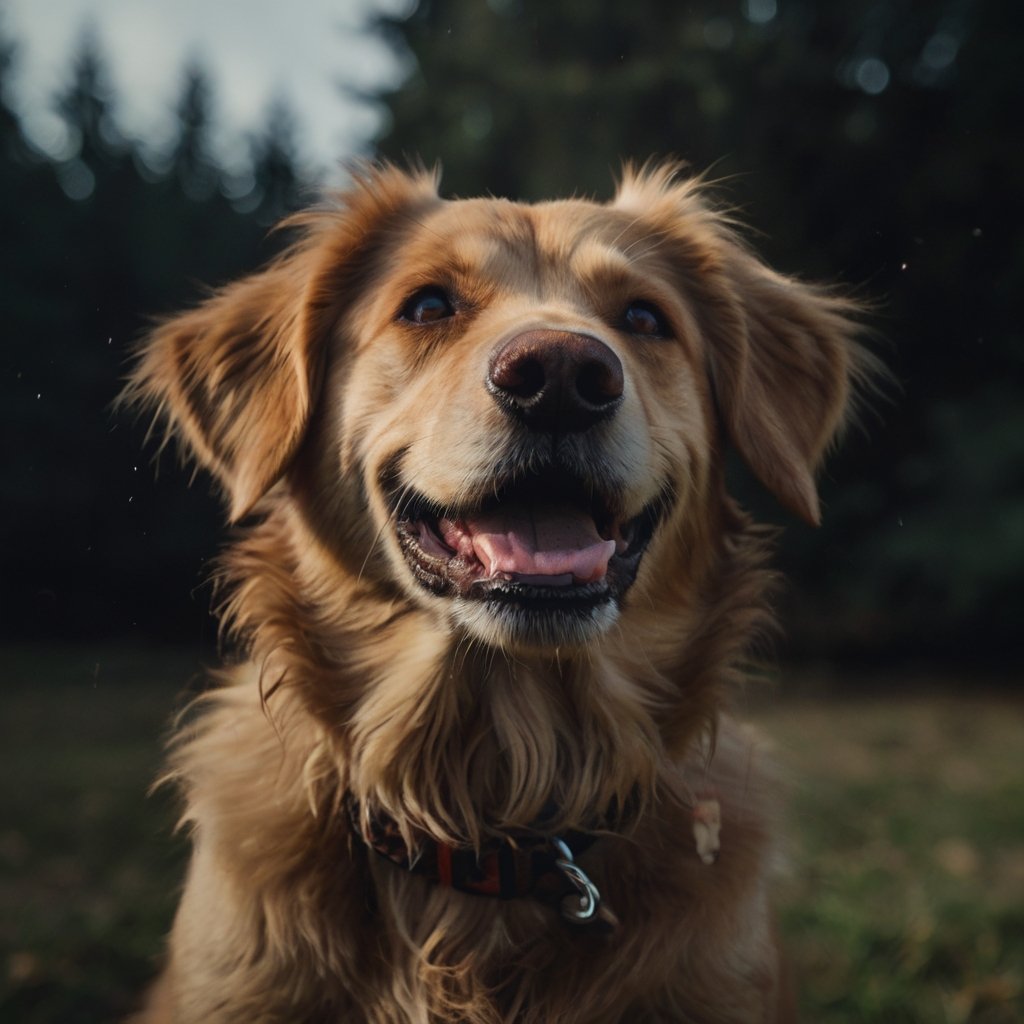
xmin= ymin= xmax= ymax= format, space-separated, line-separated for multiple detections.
xmin=163 ymin=633 xmax=782 ymax=1024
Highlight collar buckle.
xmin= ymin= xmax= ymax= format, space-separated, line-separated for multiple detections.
xmin=551 ymin=836 xmax=601 ymax=923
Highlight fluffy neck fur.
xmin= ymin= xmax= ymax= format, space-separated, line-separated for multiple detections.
xmin=162 ymin=488 xmax=782 ymax=1024
xmin=210 ymin=482 xmax=775 ymax=848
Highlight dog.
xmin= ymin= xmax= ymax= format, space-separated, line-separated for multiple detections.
xmin=127 ymin=161 xmax=873 ymax=1023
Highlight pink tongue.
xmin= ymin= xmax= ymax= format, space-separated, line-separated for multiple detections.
xmin=460 ymin=504 xmax=615 ymax=583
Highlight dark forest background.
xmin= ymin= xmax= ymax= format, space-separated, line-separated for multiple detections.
xmin=2 ymin=0 xmax=1022 ymax=670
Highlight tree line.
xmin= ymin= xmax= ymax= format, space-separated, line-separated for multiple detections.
xmin=2 ymin=1 xmax=1021 ymax=665
xmin=1 ymin=24 xmax=310 ymax=650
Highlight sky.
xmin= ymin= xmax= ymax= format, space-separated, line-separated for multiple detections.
xmin=1 ymin=0 xmax=412 ymax=181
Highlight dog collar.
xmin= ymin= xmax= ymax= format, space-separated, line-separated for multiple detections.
xmin=348 ymin=801 xmax=616 ymax=931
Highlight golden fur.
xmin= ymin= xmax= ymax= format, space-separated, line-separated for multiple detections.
xmin=127 ymin=162 xmax=874 ymax=1023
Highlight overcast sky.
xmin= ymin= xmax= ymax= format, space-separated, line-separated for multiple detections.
xmin=2 ymin=0 xmax=411 ymax=181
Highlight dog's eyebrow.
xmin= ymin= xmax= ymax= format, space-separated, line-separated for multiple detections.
xmin=568 ymin=243 xmax=659 ymax=295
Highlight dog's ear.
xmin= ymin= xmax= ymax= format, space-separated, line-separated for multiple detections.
xmin=614 ymin=163 xmax=873 ymax=525
xmin=130 ymin=260 xmax=321 ymax=521
xmin=702 ymin=244 xmax=867 ymax=525
xmin=125 ymin=164 xmax=439 ymax=521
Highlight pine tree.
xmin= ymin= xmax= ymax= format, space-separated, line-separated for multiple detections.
xmin=170 ymin=60 xmax=219 ymax=201
xmin=54 ymin=25 xmax=125 ymax=189
xmin=248 ymin=94 xmax=306 ymax=224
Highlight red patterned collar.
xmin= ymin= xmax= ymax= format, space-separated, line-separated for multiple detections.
xmin=348 ymin=801 xmax=617 ymax=932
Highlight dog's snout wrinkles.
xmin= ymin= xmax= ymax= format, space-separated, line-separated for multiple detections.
xmin=487 ymin=330 xmax=624 ymax=433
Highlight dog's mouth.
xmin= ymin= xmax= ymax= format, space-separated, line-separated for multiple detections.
xmin=390 ymin=466 xmax=664 ymax=631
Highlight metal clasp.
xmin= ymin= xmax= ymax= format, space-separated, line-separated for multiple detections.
xmin=551 ymin=837 xmax=601 ymax=923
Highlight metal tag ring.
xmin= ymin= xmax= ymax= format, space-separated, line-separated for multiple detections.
xmin=551 ymin=837 xmax=601 ymax=923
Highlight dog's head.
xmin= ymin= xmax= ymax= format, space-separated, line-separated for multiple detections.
xmin=129 ymin=163 xmax=869 ymax=654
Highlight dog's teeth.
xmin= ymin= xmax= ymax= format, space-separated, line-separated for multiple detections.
xmin=609 ymin=521 xmax=632 ymax=555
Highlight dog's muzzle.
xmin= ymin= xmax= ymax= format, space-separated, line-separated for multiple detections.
xmin=385 ymin=329 xmax=671 ymax=645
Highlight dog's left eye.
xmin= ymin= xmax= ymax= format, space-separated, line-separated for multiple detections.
xmin=622 ymin=301 xmax=669 ymax=338
xmin=399 ymin=287 xmax=455 ymax=324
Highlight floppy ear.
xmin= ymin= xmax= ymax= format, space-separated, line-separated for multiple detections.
xmin=703 ymin=244 xmax=867 ymax=525
xmin=125 ymin=163 xmax=440 ymax=521
xmin=614 ymin=163 xmax=872 ymax=525
xmin=129 ymin=259 xmax=321 ymax=521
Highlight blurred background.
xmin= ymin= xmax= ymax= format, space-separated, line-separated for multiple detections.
xmin=1 ymin=1 xmax=1021 ymax=1021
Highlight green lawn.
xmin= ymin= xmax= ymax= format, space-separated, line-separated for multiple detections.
xmin=2 ymin=647 xmax=1021 ymax=1022
xmin=755 ymin=685 xmax=1024 ymax=1024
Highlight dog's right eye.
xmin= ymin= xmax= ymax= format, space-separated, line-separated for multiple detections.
xmin=399 ymin=287 xmax=455 ymax=325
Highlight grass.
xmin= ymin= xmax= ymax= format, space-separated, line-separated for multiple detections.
xmin=0 ymin=645 xmax=199 ymax=1023
xmin=1 ymin=645 xmax=1022 ymax=1022
xmin=752 ymin=685 xmax=1024 ymax=1024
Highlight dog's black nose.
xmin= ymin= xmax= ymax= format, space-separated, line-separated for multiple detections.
xmin=486 ymin=330 xmax=624 ymax=432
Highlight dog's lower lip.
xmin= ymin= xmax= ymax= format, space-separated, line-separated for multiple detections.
xmin=471 ymin=574 xmax=612 ymax=611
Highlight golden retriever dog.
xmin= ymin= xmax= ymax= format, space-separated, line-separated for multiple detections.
xmin=127 ymin=162 xmax=873 ymax=1023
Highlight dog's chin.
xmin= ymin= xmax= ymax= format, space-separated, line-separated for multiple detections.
xmin=449 ymin=591 xmax=622 ymax=648
xmin=387 ymin=466 xmax=664 ymax=650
